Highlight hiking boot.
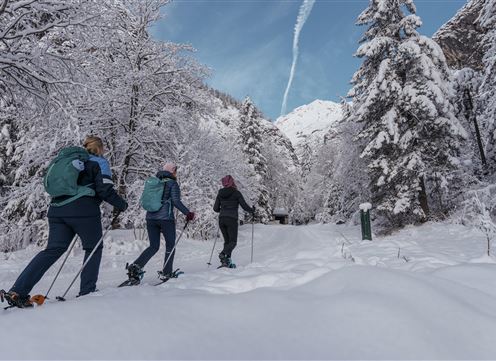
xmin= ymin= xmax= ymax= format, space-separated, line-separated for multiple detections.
xmin=157 ymin=269 xmax=182 ymax=282
xmin=0 ymin=290 xmax=33 ymax=309
xmin=126 ymin=263 xmax=145 ymax=285
xmin=219 ymin=253 xmax=233 ymax=268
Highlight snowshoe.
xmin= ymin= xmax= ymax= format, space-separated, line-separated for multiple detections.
xmin=217 ymin=262 xmax=237 ymax=269
xmin=155 ymin=268 xmax=184 ymax=286
xmin=119 ymin=263 xmax=145 ymax=287
xmin=0 ymin=290 xmax=34 ymax=310
xmin=218 ymin=253 xmax=236 ymax=269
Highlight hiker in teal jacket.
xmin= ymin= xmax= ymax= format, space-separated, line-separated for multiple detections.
xmin=125 ymin=163 xmax=195 ymax=284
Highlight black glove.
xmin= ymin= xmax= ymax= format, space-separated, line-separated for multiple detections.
xmin=186 ymin=212 xmax=195 ymax=221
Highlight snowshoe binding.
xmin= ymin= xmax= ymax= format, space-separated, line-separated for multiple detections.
xmin=118 ymin=263 xmax=145 ymax=287
xmin=155 ymin=268 xmax=184 ymax=286
xmin=0 ymin=290 xmax=34 ymax=310
xmin=218 ymin=253 xmax=237 ymax=269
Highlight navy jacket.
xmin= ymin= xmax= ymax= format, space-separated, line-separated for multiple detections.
xmin=213 ymin=187 xmax=253 ymax=220
xmin=146 ymin=171 xmax=190 ymax=221
xmin=47 ymin=156 xmax=127 ymax=218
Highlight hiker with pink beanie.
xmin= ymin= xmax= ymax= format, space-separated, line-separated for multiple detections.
xmin=124 ymin=162 xmax=195 ymax=285
xmin=213 ymin=175 xmax=254 ymax=268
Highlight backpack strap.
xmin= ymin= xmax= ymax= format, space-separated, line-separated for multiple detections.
xmin=161 ymin=179 xmax=174 ymax=217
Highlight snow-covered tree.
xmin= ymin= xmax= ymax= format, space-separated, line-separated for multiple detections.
xmin=0 ymin=0 xmax=86 ymax=101
xmin=349 ymin=0 xmax=466 ymax=229
xmin=317 ymin=119 xmax=370 ymax=224
xmin=0 ymin=0 xmax=209 ymax=249
xmin=68 ymin=0 xmax=208 ymax=228
xmin=0 ymin=0 xmax=99 ymax=251
xmin=262 ymin=125 xmax=298 ymax=217
xmin=239 ymin=97 xmax=271 ymax=223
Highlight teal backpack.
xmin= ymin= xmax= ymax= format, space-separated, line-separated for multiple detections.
xmin=43 ymin=147 xmax=96 ymax=207
xmin=140 ymin=176 xmax=171 ymax=212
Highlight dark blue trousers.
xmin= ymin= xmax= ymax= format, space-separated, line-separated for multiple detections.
xmin=134 ymin=220 xmax=176 ymax=274
xmin=11 ymin=216 xmax=102 ymax=297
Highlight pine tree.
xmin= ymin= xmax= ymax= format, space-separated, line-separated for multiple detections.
xmin=239 ymin=97 xmax=271 ymax=223
xmin=349 ymin=0 xmax=466 ymax=229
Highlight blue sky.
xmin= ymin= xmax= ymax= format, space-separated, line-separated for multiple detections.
xmin=152 ymin=0 xmax=467 ymax=120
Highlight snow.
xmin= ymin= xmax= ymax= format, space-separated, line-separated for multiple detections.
xmin=272 ymin=207 xmax=288 ymax=216
xmin=359 ymin=202 xmax=372 ymax=211
xmin=2 ymin=222 xmax=496 ymax=359
xmin=274 ymin=99 xmax=343 ymax=147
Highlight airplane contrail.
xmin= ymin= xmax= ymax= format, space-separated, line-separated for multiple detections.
xmin=280 ymin=0 xmax=316 ymax=117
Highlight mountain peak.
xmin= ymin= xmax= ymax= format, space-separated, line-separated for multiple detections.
xmin=275 ymin=100 xmax=343 ymax=146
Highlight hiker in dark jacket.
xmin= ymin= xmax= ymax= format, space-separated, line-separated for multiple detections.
xmin=126 ymin=163 xmax=195 ymax=284
xmin=213 ymin=175 xmax=254 ymax=267
xmin=2 ymin=136 xmax=127 ymax=308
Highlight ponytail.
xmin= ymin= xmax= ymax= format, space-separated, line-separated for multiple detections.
xmin=83 ymin=136 xmax=104 ymax=156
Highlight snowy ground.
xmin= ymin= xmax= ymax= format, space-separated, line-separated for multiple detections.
xmin=1 ymin=222 xmax=496 ymax=360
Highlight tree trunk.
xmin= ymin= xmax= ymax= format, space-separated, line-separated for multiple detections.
xmin=114 ymin=84 xmax=139 ymax=229
xmin=465 ymin=88 xmax=487 ymax=168
xmin=488 ymin=235 xmax=491 ymax=257
xmin=418 ymin=176 xmax=429 ymax=221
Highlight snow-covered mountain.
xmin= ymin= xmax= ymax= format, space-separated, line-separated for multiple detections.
xmin=274 ymin=100 xmax=343 ymax=148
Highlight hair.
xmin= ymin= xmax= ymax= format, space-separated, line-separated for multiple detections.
xmin=83 ymin=136 xmax=104 ymax=156
xmin=163 ymin=162 xmax=177 ymax=174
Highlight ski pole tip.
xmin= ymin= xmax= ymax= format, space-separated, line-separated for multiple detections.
xmin=56 ymin=296 xmax=66 ymax=302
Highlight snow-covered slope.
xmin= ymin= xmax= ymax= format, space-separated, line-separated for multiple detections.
xmin=274 ymin=99 xmax=343 ymax=147
xmin=2 ymin=222 xmax=496 ymax=359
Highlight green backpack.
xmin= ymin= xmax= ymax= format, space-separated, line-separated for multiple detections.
xmin=43 ymin=147 xmax=96 ymax=207
xmin=140 ymin=176 xmax=171 ymax=212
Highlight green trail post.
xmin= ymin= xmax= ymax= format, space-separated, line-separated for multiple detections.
xmin=360 ymin=203 xmax=372 ymax=241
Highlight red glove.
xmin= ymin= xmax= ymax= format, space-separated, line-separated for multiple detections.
xmin=186 ymin=212 xmax=195 ymax=221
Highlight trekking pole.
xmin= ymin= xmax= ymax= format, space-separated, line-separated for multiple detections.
xmin=56 ymin=212 xmax=120 ymax=302
xmin=30 ymin=235 xmax=80 ymax=306
xmin=251 ymin=212 xmax=255 ymax=263
xmin=161 ymin=220 xmax=190 ymax=274
xmin=45 ymin=236 xmax=78 ymax=298
xmin=207 ymin=225 xmax=220 ymax=267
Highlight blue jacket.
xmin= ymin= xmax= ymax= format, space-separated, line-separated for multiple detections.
xmin=146 ymin=171 xmax=190 ymax=221
xmin=48 ymin=155 xmax=127 ymax=218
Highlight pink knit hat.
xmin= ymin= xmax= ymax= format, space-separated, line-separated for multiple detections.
xmin=163 ymin=162 xmax=177 ymax=173
xmin=221 ymin=175 xmax=236 ymax=189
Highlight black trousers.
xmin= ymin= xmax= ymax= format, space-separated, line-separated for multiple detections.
xmin=219 ymin=217 xmax=238 ymax=258
xmin=11 ymin=216 xmax=102 ymax=297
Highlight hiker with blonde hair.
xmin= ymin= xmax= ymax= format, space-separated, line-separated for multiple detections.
xmin=1 ymin=136 xmax=127 ymax=308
